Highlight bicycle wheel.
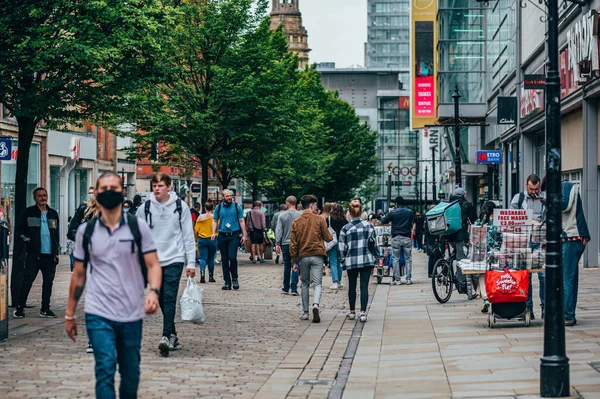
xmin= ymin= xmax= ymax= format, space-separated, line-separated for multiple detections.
xmin=432 ymin=258 xmax=454 ymax=303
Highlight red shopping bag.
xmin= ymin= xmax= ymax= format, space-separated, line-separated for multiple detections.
xmin=485 ymin=268 xmax=529 ymax=303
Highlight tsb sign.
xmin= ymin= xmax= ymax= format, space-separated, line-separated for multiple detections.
xmin=476 ymin=151 xmax=502 ymax=165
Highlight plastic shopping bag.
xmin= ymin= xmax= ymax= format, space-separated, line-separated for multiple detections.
xmin=180 ymin=277 xmax=206 ymax=324
xmin=485 ymin=268 xmax=529 ymax=304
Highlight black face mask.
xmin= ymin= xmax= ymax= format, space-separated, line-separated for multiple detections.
xmin=97 ymin=190 xmax=123 ymax=210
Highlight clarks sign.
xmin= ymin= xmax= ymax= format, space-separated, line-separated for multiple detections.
xmin=566 ymin=10 xmax=599 ymax=83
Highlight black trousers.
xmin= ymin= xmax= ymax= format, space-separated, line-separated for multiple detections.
xmin=18 ymin=254 xmax=57 ymax=310
xmin=347 ymin=267 xmax=373 ymax=312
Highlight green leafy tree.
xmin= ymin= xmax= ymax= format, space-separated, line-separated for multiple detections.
xmin=124 ymin=0 xmax=270 ymax=206
xmin=0 ymin=0 xmax=171 ymax=305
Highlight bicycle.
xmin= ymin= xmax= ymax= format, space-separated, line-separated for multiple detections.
xmin=430 ymin=237 xmax=474 ymax=303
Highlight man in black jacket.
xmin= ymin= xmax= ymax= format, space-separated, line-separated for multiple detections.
xmin=14 ymin=187 xmax=60 ymax=318
xmin=381 ymin=196 xmax=415 ymax=285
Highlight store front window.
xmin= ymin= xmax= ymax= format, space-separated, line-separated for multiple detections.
xmin=1 ymin=141 xmax=40 ymax=228
xmin=50 ymin=166 xmax=60 ymax=211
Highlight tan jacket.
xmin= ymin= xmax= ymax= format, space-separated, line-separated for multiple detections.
xmin=290 ymin=210 xmax=333 ymax=260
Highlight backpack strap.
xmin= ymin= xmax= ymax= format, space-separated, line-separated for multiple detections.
xmin=127 ymin=214 xmax=148 ymax=287
xmin=82 ymin=218 xmax=98 ymax=273
xmin=175 ymin=198 xmax=182 ymax=231
xmin=144 ymin=200 xmax=152 ymax=228
xmin=518 ymin=192 xmax=525 ymax=209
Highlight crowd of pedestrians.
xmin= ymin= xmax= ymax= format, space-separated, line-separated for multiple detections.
xmin=5 ymin=169 xmax=591 ymax=398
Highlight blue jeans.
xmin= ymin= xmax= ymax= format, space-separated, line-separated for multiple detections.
xmin=218 ymin=233 xmax=240 ymax=284
xmin=392 ymin=236 xmax=412 ymax=281
xmin=526 ymin=242 xmax=545 ymax=310
xmin=198 ymin=238 xmax=217 ymax=275
xmin=329 ymin=246 xmax=342 ymax=284
xmin=281 ymin=244 xmax=298 ymax=292
xmin=86 ymin=313 xmax=142 ymax=399
xmin=69 ymin=254 xmax=75 ymax=272
xmin=159 ymin=263 xmax=184 ymax=337
xmin=563 ymin=240 xmax=585 ymax=320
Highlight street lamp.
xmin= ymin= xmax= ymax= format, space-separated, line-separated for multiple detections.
xmin=387 ymin=170 xmax=392 ymax=211
xmin=540 ymin=0 xmax=576 ymax=396
xmin=452 ymin=87 xmax=462 ymax=188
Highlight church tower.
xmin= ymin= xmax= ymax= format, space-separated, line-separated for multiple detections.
xmin=270 ymin=0 xmax=310 ymax=69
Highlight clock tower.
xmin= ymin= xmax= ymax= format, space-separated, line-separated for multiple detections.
xmin=270 ymin=0 xmax=310 ymax=68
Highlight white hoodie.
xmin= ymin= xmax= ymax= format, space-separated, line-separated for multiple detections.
xmin=136 ymin=192 xmax=196 ymax=269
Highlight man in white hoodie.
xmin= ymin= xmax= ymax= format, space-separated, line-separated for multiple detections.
xmin=136 ymin=173 xmax=196 ymax=356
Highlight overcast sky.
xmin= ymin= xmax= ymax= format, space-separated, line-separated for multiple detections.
xmin=268 ymin=0 xmax=368 ymax=68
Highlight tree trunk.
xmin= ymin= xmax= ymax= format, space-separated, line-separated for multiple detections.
xmin=10 ymin=116 xmax=37 ymax=307
xmin=201 ymin=157 xmax=209 ymax=212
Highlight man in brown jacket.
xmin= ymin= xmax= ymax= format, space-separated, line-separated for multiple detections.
xmin=291 ymin=195 xmax=333 ymax=323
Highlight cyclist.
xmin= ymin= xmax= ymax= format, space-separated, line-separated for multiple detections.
xmin=448 ymin=187 xmax=478 ymax=299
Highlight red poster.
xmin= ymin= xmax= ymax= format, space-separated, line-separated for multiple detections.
xmin=415 ymin=76 xmax=434 ymax=116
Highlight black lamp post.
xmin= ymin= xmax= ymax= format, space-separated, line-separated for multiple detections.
xmin=424 ymin=165 xmax=428 ymax=211
xmin=387 ymin=170 xmax=392 ymax=212
xmin=540 ymin=0 xmax=573 ymax=395
xmin=432 ymin=146 xmax=437 ymax=206
xmin=452 ymin=87 xmax=462 ymax=188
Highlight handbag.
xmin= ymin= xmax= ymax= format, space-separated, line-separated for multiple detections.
xmin=485 ymin=268 xmax=529 ymax=304
xmin=324 ymin=216 xmax=338 ymax=252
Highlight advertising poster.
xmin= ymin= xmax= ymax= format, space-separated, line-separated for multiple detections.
xmin=411 ymin=0 xmax=438 ymax=129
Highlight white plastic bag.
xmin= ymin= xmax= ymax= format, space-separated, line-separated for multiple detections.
xmin=180 ymin=277 xmax=205 ymax=324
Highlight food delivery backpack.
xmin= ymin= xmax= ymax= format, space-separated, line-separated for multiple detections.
xmin=425 ymin=200 xmax=463 ymax=236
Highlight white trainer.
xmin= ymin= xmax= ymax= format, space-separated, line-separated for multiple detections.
xmin=330 ymin=283 xmax=339 ymax=290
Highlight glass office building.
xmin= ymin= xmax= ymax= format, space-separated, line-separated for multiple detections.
xmin=438 ymin=0 xmax=486 ymax=103
xmin=367 ymin=0 xmax=411 ymax=69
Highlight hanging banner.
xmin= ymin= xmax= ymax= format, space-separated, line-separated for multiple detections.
xmin=497 ymin=96 xmax=517 ymax=125
xmin=0 ymin=138 xmax=11 ymax=162
xmin=411 ymin=0 xmax=437 ymax=129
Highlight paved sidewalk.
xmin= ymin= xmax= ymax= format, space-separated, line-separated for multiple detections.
xmin=2 ymin=251 xmax=600 ymax=398
xmin=343 ymin=252 xmax=600 ymax=399
xmin=1 ymin=255 xmax=357 ymax=399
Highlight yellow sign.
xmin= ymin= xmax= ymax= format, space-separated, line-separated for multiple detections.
xmin=411 ymin=0 xmax=438 ymax=129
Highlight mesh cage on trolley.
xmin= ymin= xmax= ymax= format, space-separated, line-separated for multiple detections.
xmin=457 ymin=222 xmax=547 ymax=328
xmin=372 ymin=226 xmax=397 ymax=284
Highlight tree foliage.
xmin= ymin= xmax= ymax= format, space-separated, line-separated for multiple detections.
xmin=0 ymin=0 xmax=171 ymax=305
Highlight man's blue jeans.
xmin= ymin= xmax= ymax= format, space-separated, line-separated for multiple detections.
xmin=86 ymin=313 xmax=142 ymax=399
xmin=563 ymin=240 xmax=585 ymax=320
xmin=159 ymin=262 xmax=184 ymax=337
xmin=281 ymin=244 xmax=298 ymax=292
xmin=328 ymin=246 xmax=343 ymax=284
xmin=527 ymin=242 xmax=545 ymax=310
xmin=198 ymin=238 xmax=218 ymax=275
xmin=218 ymin=233 xmax=240 ymax=284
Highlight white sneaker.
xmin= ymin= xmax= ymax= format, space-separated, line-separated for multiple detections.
xmin=346 ymin=312 xmax=356 ymax=320
xmin=158 ymin=336 xmax=169 ymax=356
xmin=300 ymin=312 xmax=309 ymax=321
xmin=406 ymin=280 xmax=413 ymax=285
xmin=338 ymin=282 xmax=344 ymax=288
xmin=330 ymin=283 xmax=339 ymax=290
xmin=359 ymin=313 xmax=367 ymax=322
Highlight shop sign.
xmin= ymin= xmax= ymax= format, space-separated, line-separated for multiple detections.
xmin=523 ymin=74 xmax=546 ymax=90
xmin=387 ymin=162 xmax=418 ymax=178
xmin=492 ymin=209 xmax=533 ymax=227
xmin=476 ymin=151 xmax=503 ymax=164
xmin=566 ymin=10 xmax=599 ymax=84
xmin=560 ymin=47 xmax=579 ymax=98
xmin=497 ymin=96 xmax=517 ymax=125
xmin=207 ymin=186 xmax=219 ymax=193
xmin=70 ymin=137 xmax=81 ymax=161
xmin=520 ymin=86 xmax=544 ymax=119
xmin=0 ymin=138 xmax=11 ymax=162
xmin=191 ymin=182 xmax=202 ymax=193
xmin=399 ymin=96 xmax=410 ymax=109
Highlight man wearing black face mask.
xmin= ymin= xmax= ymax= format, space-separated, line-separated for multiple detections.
xmin=66 ymin=172 xmax=161 ymax=398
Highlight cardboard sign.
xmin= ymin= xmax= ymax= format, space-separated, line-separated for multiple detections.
xmin=492 ymin=209 xmax=533 ymax=227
